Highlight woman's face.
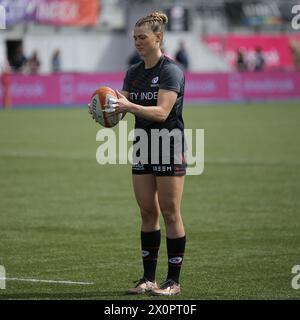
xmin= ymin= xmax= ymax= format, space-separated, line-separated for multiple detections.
xmin=133 ymin=25 xmax=161 ymax=57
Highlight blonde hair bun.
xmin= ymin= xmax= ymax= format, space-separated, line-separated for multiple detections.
xmin=149 ymin=12 xmax=168 ymax=25
xmin=135 ymin=11 xmax=168 ymax=30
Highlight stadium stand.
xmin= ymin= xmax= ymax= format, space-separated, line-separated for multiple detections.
xmin=0 ymin=0 xmax=299 ymax=106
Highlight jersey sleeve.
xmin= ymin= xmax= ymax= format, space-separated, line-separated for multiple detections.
xmin=122 ymin=70 xmax=131 ymax=92
xmin=159 ymin=63 xmax=184 ymax=94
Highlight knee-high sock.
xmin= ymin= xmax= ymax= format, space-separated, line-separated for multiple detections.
xmin=141 ymin=230 xmax=161 ymax=282
xmin=166 ymin=236 xmax=186 ymax=283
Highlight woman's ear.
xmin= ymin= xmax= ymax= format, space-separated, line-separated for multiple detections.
xmin=156 ymin=32 xmax=163 ymax=44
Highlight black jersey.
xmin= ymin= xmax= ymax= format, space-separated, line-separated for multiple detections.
xmin=122 ymin=55 xmax=185 ymax=132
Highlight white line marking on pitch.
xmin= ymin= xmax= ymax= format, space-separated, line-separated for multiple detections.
xmin=2 ymin=277 xmax=94 ymax=285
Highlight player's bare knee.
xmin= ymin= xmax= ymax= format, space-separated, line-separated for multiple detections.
xmin=140 ymin=208 xmax=159 ymax=221
xmin=162 ymin=210 xmax=180 ymax=225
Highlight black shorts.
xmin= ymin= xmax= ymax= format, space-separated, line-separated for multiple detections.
xmin=132 ymin=162 xmax=187 ymax=176
xmin=131 ymin=128 xmax=187 ymax=176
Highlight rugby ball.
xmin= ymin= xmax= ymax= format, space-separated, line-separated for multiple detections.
xmin=90 ymin=86 xmax=122 ymax=128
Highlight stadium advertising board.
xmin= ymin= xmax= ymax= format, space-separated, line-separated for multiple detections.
xmin=0 ymin=0 xmax=99 ymax=26
xmin=1 ymin=72 xmax=300 ymax=107
xmin=224 ymin=1 xmax=294 ymax=26
xmin=203 ymin=34 xmax=300 ymax=71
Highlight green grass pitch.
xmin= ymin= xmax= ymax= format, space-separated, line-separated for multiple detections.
xmin=0 ymin=101 xmax=300 ymax=300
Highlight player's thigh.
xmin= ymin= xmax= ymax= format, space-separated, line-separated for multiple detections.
xmin=132 ymin=174 xmax=160 ymax=214
xmin=156 ymin=176 xmax=185 ymax=214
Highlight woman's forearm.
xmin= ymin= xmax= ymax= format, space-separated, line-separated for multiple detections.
xmin=128 ymin=103 xmax=168 ymax=122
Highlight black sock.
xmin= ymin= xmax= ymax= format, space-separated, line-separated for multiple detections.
xmin=166 ymin=236 xmax=186 ymax=284
xmin=141 ymin=230 xmax=161 ymax=282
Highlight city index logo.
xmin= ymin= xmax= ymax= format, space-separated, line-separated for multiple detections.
xmin=129 ymin=91 xmax=158 ymax=101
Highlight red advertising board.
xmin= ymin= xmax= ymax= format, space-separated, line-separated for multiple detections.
xmin=203 ymin=34 xmax=300 ymax=71
xmin=34 ymin=0 xmax=100 ymax=26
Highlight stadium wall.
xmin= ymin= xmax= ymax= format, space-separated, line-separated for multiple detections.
xmin=0 ymin=32 xmax=229 ymax=73
xmin=1 ymin=71 xmax=300 ymax=108
xmin=0 ymin=33 xmax=132 ymax=73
